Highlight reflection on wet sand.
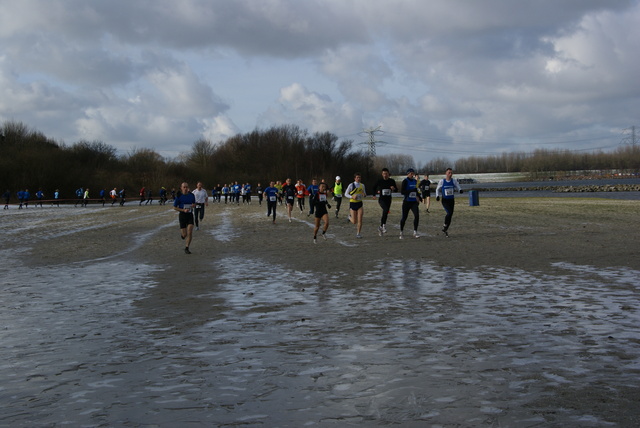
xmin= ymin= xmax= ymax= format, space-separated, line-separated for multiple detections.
xmin=1 ymin=207 xmax=639 ymax=426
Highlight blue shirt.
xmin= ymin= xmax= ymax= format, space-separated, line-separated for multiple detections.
xmin=264 ymin=186 xmax=279 ymax=201
xmin=174 ymin=192 xmax=196 ymax=210
xmin=307 ymin=184 xmax=319 ymax=197
xmin=439 ymin=179 xmax=461 ymax=200
xmin=401 ymin=178 xmax=419 ymax=202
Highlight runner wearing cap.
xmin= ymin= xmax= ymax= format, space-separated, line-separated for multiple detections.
xmin=332 ymin=176 xmax=343 ymax=218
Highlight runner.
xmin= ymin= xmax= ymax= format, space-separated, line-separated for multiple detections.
xmin=281 ymin=178 xmax=296 ymax=222
xmin=372 ymin=168 xmax=397 ymax=236
xmin=295 ymin=179 xmax=306 ymax=212
xmin=174 ymin=182 xmax=196 ymax=254
xmin=399 ymin=168 xmax=422 ymax=239
xmin=436 ymin=168 xmax=463 ymax=237
xmin=110 ymin=187 xmax=118 ymax=206
xmin=221 ymin=184 xmax=229 ymax=204
xmin=274 ymin=181 xmax=283 ymax=205
xmin=345 ymin=173 xmax=366 ymax=238
xmin=3 ymin=189 xmax=10 ymax=209
xmin=82 ymin=188 xmax=89 ymax=207
xmin=159 ymin=187 xmax=167 ymax=205
xmin=312 ymin=182 xmax=331 ymax=243
xmin=192 ymin=181 xmax=209 ymax=230
xmin=36 ymin=189 xmax=44 ymax=207
xmin=307 ymin=178 xmax=319 ymax=217
xmin=232 ymin=181 xmax=241 ymax=204
xmin=263 ymin=181 xmax=279 ymax=223
xmin=74 ymin=187 xmax=83 ymax=207
xmin=332 ymin=176 xmax=343 ymax=218
xmin=419 ymin=173 xmax=432 ymax=213
xmin=243 ymin=182 xmax=252 ymax=204
xmin=256 ymin=182 xmax=263 ymax=206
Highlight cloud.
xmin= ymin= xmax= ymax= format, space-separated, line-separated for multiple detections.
xmin=259 ymin=83 xmax=361 ymax=135
xmin=0 ymin=0 xmax=639 ymax=162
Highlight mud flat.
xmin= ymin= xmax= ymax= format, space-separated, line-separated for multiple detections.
xmin=1 ymin=198 xmax=639 ymax=426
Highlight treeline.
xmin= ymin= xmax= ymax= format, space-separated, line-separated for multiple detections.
xmin=3 ymin=119 xmax=638 ymax=202
xmin=422 ymin=147 xmax=640 ymax=175
xmin=0 ymin=121 xmax=188 ymax=200
xmin=0 ymin=121 xmax=370 ymax=201
xmin=183 ymin=124 xmax=369 ymax=187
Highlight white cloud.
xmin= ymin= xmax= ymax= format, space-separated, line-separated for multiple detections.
xmin=260 ymin=83 xmax=360 ymax=134
xmin=0 ymin=0 xmax=638 ymax=162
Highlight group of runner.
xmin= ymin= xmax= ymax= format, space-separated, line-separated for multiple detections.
xmin=3 ymin=188 xmax=49 ymax=209
xmin=173 ymin=168 xmax=463 ymax=254
xmin=343 ymin=167 xmax=463 ymax=241
xmin=2 ymin=186 xmax=176 ymax=208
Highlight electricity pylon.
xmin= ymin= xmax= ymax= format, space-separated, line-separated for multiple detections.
xmin=360 ymin=126 xmax=384 ymax=158
xmin=621 ymin=126 xmax=638 ymax=146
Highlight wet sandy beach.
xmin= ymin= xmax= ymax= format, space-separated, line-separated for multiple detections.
xmin=1 ymin=197 xmax=639 ymax=427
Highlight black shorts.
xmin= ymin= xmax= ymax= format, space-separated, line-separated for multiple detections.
xmin=349 ymin=201 xmax=363 ymax=211
xmin=179 ymin=211 xmax=194 ymax=229
xmin=314 ymin=205 xmax=328 ymax=218
xmin=421 ymin=191 xmax=431 ymax=198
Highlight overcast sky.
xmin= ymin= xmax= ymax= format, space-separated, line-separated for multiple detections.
xmin=1 ymin=0 xmax=639 ymax=164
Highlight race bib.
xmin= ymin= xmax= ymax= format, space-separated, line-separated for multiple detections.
xmin=409 ymin=192 xmax=417 ymax=199
xmin=183 ymin=203 xmax=192 ymax=211
xmin=444 ymin=188 xmax=454 ymax=196
xmin=334 ymin=193 xmax=342 ymax=197
xmin=319 ymin=194 xmax=327 ymax=202
xmin=298 ymin=190 xmax=304 ymax=195
xmin=382 ymin=189 xmax=391 ymax=196
xmin=269 ymin=196 xmax=276 ymax=202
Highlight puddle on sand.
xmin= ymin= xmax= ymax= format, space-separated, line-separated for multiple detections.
xmin=1 ymin=255 xmax=639 ymax=425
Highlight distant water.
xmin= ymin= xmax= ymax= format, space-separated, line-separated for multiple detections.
xmin=467 ymin=177 xmax=640 ymax=200
xmin=471 ymin=177 xmax=640 ymax=188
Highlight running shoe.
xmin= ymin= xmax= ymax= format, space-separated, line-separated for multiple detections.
xmin=184 ymin=248 xmax=191 ymax=254
xmin=382 ymin=225 xmax=387 ymax=234
xmin=322 ymin=232 xmax=327 ymax=240
xmin=413 ymin=231 xmax=420 ymax=239
xmin=313 ymin=238 xmax=317 ymax=244
xmin=378 ymin=226 xmax=383 ymax=236
xmin=356 ymin=233 xmax=362 ymax=239
xmin=399 ymin=232 xmax=403 ymax=240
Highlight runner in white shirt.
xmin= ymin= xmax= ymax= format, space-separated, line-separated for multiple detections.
xmin=191 ymin=181 xmax=209 ymax=230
